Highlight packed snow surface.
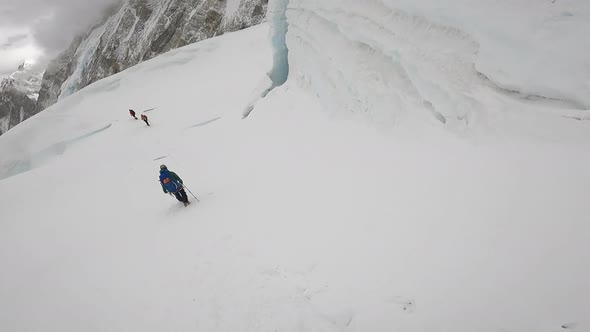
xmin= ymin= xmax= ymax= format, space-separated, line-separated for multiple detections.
xmin=1 ymin=8 xmax=590 ymax=332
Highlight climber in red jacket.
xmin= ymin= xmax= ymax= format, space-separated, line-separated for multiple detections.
xmin=141 ymin=114 xmax=150 ymax=126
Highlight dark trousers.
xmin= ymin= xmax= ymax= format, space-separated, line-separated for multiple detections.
xmin=143 ymin=119 xmax=150 ymax=126
xmin=173 ymin=189 xmax=188 ymax=203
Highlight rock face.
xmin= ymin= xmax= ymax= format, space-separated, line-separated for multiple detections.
xmin=0 ymin=62 xmax=45 ymax=135
xmin=0 ymin=82 xmax=37 ymax=136
xmin=36 ymin=37 xmax=84 ymax=112
xmin=223 ymin=0 xmax=269 ymax=31
xmin=37 ymin=0 xmax=268 ymax=112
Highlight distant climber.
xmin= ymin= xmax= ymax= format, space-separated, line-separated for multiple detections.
xmin=141 ymin=114 xmax=150 ymax=126
xmin=129 ymin=109 xmax=137 ymax=119
xmin=159 ymin=164 xmax=190 ymax=206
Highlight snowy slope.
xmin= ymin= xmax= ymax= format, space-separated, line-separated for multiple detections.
xmin=0 ymin=17 xmax=590 ymax=332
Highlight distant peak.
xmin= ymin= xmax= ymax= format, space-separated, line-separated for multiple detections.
xmin=18 ymin=59 xmax=38 ymax=71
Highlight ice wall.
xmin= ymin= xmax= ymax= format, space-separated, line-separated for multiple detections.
xmin=278 ymin=0 xmax=590 ymax=126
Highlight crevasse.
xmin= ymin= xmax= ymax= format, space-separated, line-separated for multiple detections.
xmin=267 ymin=0 xmax=290 ymax=87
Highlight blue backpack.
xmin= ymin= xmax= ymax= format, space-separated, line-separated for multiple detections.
xmin=160 ymin=170 xmax=182 ymax=193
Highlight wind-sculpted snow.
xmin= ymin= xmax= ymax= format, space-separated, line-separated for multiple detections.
xmin=283 ymin=0 xmax=590 ymax=127
xmin=380 ymin=0 xmax=590 ymax=108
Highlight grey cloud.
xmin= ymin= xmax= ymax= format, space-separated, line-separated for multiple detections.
xmin=0 ymin=63 xmax=18 ymax=78
xmin=0 ymin=34 xmax=28 ymax=49
xmin=0 ymin=31 xmax=38 ymax=78
xmin=0 ymin=69 xmax=13 ymax=78
xmin=0 ymin=0 xmax=123 ymax=57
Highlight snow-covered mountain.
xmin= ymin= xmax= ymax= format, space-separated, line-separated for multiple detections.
xmin=37 ymin=0 xmax=268 ymax=112
xmin=1 ymin=1 xmax=589 ymax=331
xmin=0 ymin=61 xmax=44 ymax=135
xmin=0 ymin=0 xmax=268 ymax=136
xmin=2 ymin=0 xmax=268 ymax=136
xmin=5 ymin=61 xmax=45 ymax=101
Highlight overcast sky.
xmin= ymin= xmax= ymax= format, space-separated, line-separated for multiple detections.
xmin=0 ymin=0 xmax=121 ymax=78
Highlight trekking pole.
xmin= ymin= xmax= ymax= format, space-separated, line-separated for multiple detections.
xmin=183 ymin=185 xmax=200 ymax=202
